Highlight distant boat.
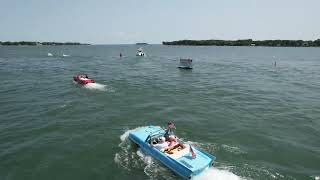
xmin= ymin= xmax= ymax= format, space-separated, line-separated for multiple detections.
xmin=73 ymin=74 xmax=95 ymax=85
xmin=62 ymin=54 xmax=70 ymax=57
xmin=136 ymin=43 xmax=148 ymax=45
xmin=178 ymin=58 xmax=193 ymax=69
xmin=48 ymin=53 xmax=53 ymax=57
xmin=136 ymin=47 xmax=145 ymax=56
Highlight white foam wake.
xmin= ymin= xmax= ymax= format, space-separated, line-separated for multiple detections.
xmin=114 ymin=127 xmax=149 ymax=171
xmin=83 ymin=83 xmax=114 ymax=92
xmin=193 ymin=168 xmax=242 ymax=180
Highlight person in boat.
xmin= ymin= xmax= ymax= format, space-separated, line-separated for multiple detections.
xmin=164 ymin=122 xmax=186 ymax=152
xmin=153 ymin=137 xmax=169 ymax=150
xmin=164 ymin=122 xmax=176 ymax=140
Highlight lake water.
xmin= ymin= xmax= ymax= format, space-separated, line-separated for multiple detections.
xmin=0 ymin=45 xmax=319 ymax=180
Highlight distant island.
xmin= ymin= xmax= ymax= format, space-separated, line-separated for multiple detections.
xmin=162 ymin=39 xmax=320 ymax=47
xmin=0 ymin=41 xmax=90 ymax=46
xmin=136 ymin=43 xmax=148 ymax=45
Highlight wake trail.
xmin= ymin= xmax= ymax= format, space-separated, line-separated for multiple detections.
xmin=83 ymin=83 xmax=114 ymax=92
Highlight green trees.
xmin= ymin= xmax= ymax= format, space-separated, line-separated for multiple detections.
xmin=162 ymin=39 xmax=320 ymax=47
xmin=0 ymin=41 xmax=89 ymax=46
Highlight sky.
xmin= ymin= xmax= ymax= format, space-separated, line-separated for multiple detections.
xmin=0 ymin=0 xmax=319 ymax=44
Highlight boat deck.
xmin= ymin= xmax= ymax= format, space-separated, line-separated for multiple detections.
xmin=164 ymin=144 xmax=190 ymax=159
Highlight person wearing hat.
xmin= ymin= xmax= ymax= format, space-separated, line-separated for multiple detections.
xmin=164 ymin=122 xmax=186 ymax=150
xmin=164 ymin=122 xmax=176 ymax=141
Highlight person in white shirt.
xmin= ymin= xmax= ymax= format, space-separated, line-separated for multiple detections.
xmin=153 ymin=137 xmax=168 ymax=151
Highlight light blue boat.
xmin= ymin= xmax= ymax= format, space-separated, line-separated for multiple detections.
xmin=128 ymin=126 xmax=216 ymax=179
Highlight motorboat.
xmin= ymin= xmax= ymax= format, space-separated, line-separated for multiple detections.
xmin=62 ymin=54 xmax=70 ymax=57
xmin=136 ymin=47 xmax=145 ymax=56
xmin=129 ymin=126 xmax=216 ymax=179
xmin=178 ymin=58 xmax=193 ymax=69
xmin=48 ymin=53 xmax=53 ymax=57
xmin=73 ymin=74 xmax=95 ymax=85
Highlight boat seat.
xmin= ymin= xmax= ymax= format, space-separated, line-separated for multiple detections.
xmin=164 ymin=144 xmax=190 ymax=159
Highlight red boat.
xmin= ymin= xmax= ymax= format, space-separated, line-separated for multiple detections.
xmin=73 ymin=74 xmax=95 ymax=85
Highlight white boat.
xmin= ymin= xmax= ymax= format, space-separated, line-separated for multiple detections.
xmin=178 ymin=58 xmax=193 ymax=69
xmin=62 ymin=54 xmax=70 ymax=57
xmin=47 ymin=53 xmax=53 ymax=57
xmin=136 ymin=47 xmax=145 ymax=56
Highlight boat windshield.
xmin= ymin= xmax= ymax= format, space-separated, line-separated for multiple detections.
xmin=146 ymin=128 xmax=165 ymax=144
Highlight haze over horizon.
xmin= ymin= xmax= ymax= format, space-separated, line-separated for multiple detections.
xmin=1 ymin=0 xmax=319 ymax=44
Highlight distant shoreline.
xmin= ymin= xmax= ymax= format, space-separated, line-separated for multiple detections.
xmin=162 ymin=39 xmax=320 ymax=47
xmin=0 ymin=41 xmax=90 ymax=46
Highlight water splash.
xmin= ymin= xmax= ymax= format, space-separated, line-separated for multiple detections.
xmin=193 ymin=168 xmax=242 ymax=180
xmin=119 ymin=126 xmax=147 ymax=142
xmin=62 ymin=54 xmax=70 ymax=57
xmin=83 ymin=83 xmax=114 ymax=92
xmin=114 ymin=127 xmax=147 ymax=171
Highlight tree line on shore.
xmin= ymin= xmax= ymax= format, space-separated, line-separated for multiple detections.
xmin=0 ymin=41 xmax=90 ymax=46
xmin=162 ymin=39 xmax=320 ymax=47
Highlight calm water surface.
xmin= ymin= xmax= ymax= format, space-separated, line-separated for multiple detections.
xmin=0 ymin=45 xmax=319 ymax=180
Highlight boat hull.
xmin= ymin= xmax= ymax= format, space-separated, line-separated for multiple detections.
xmin=128 ymin=126 xmax=215 ymax=179
xmin=73 ymin=75 xmax=95 ymax=85
xmin=178 ymin=66 xmax=193 ymax=69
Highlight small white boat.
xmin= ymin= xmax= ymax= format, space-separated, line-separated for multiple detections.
xmin=62 ymin=54 xmax=70 ymax=57
xmin=47 ymin=53 xmax=53 ymax=57
xmin=178 ymin=58 xmax=193 ymax=69
xmin=136 ymin=47 xmax=145 ymax=56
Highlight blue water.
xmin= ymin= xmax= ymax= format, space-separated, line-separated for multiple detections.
xmin=0 ymin=45 xmax=319 ymax=180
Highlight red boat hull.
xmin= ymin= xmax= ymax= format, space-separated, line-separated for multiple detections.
xmin=73 ymin=75 xmax=95 ymax=85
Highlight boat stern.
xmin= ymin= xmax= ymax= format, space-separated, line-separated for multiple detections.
xmin=176 ymin=147 xmax=216 ymax=178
